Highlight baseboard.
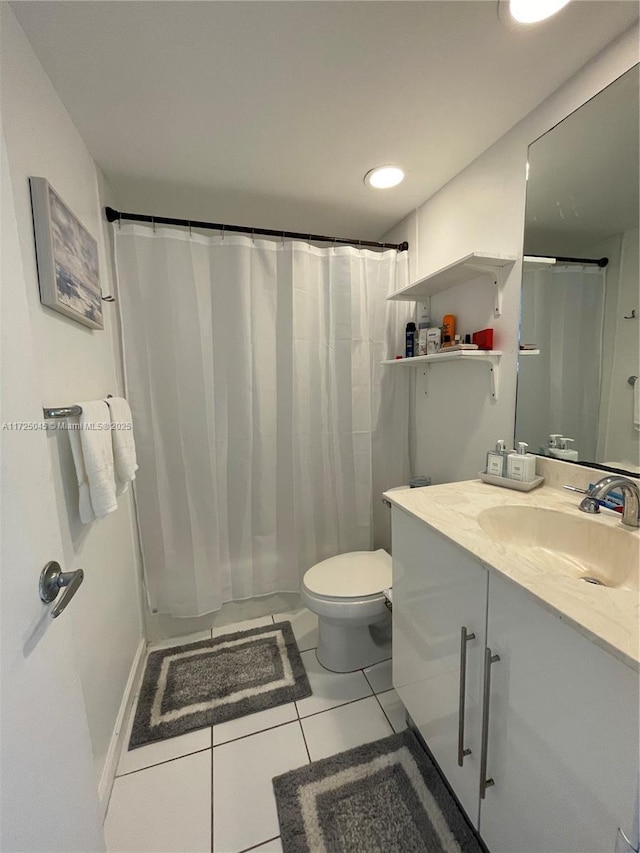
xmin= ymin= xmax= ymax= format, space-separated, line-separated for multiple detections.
xmin=98 ymin=637 xmax=146 ymax=820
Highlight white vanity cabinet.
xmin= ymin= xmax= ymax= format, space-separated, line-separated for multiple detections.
xmin=392 ymin=506 xmax=639 ymax=853
xmin=481 ymin=571 xmax=639 ymax=853
xmin=392 ymin=506 xmax=488 ymax=826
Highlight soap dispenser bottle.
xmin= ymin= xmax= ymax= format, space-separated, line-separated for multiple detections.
xmin=507 ymin=442 xmax=537 ymax=483
xmin=486 ymin=439 xmax=509 ymax=477
xmin=553 ymin=437 xmax=578 ymax=461
xmin=546 ymin=434 xmax=563 ymax=457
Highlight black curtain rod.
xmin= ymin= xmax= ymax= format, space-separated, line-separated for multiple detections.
xmin=526 ymin=253 xmax=608 ymax=267
xmin=104 ymin=207 xmax=408 ymax=252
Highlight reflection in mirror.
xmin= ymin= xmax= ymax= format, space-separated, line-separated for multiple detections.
xmin=516 ymin=64 xmax=639 ymax=475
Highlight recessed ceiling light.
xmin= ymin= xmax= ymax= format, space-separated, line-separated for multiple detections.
xmin=364 ymin=165 xmax=405 ymax=189
xmin=510 ymin=0 xmax=571 ymax=24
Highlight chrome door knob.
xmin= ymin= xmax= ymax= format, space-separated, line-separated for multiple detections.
xmin=39 ymin=561 xmax=84 ymax=618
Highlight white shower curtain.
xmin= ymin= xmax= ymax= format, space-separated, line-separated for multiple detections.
xmin=114 ymin=225 xmax=410 ymax=617
xmin=516 ymin=264 xmax=605 ymax=459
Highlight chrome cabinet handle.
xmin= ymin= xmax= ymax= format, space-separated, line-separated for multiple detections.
xmin=457 ymin=626 xmax=476 ymax=766
xmin=39 ymin=561 xmax=84 ymax=618
xmin=480 ymin=646 xmax=500 ymax=798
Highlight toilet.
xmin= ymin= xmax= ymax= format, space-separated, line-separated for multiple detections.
xmin=302 ymin=549 xmax=393 ymax=672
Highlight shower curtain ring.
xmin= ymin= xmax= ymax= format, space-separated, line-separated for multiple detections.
xmin=118 ymin=212 xmax=122 ymax=230
xmin=221 ymin=225 xmax=225 ymax=241
xmin=152 ymin=217 xmax=156 ymax=234
xmin=188 ymin=221 xmax=192 ymax=237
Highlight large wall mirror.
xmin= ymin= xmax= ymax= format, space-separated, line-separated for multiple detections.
xmin=516 ymin=64 xmax=639 ymax=476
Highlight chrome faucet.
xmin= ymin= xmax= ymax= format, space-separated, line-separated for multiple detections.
xmin=565 ymin=475 xmax=640 ymax=528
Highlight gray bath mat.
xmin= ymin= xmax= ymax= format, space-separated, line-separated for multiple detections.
xmin=129 ymin=620 xmax=311 ymax=748
xmin=273 ymin=729 xmax=484 ymax=853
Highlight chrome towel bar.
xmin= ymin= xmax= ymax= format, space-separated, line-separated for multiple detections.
xmin=43 ymin=405 xmax=83 ymax=419
xmin=43 ymin=395 xmax=113 ymax=419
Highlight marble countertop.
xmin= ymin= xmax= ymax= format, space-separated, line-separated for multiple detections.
xmin=384 ymin=472 xmax=639 ymax=671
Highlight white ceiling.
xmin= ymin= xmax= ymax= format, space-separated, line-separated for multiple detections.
xmin=11 ymin=0 xmax=640 ymax=240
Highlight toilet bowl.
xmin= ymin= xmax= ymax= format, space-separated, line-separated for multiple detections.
xmin=301 ymin=549 xmax=392 ymax=672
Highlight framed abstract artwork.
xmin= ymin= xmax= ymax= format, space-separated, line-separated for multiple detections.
xmin=29 ymin=177 xmax=103 ymax=329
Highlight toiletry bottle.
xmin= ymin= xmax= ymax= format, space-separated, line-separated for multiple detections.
xmin=405 ymin=321 xmax=417 ymax=358
xmin=486 ymin=439 xmax=509 ymax=477
xmin=426 ymin=327 xmax=441 ymax=354
xmin=507 ymin=442 xmax=537 ymax=483
xmin=553 ymin=437 xmax=578 ymax=461
xmin=417 ymin=306 xmax=430 ymax=356
xmin=442 ymin=314 xmax=455 ymax=342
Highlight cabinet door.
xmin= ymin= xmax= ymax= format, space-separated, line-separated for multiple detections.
xmin=481 ymin=572 xmax=639 ymax=853
xmin=392 ymin=507 xmax=488 ymax=826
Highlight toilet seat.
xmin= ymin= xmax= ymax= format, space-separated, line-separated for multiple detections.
xmin=303 ymin=549 xmax=392 ymax=599
xmin=301 ymin=548 xmax=393 ymax=672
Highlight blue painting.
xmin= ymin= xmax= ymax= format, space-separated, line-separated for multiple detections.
xmin=30 ymin=177 xmax=103 ymax=329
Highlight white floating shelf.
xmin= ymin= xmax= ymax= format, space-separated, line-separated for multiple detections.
xmin=519 ymin=349 xmax=541 ymax=356
xmin=381 ymin=350 xmax=502 ymax=366
xmin=387 ymin=252 xmax=517 ymax=318
xmin=381 ymin=350 xmax=502 ymax=400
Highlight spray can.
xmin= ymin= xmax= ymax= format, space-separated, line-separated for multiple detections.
xmin=405 ymin=322 xmax=417 ymax=358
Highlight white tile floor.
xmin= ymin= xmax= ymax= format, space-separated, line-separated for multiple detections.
xmin=105 ymin=608 xmax=406 ymax=853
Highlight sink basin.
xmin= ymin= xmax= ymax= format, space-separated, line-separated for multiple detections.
xmin=477 ymin=506 xmax=639 ymax=591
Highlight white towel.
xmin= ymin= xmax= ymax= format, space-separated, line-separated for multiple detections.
xmin=67 ymin=423 xmax=94 ymax=524
xmin=634 ymin=378 xmax=640 ymax=432
xmin=68 ymin=400 xmax=118 ymax=523
xmin=105 ymin=396 xmax=138 ymax=494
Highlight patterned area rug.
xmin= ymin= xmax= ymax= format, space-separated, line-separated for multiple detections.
xmin=273 ymin=730 xmax=484 ymax=853
xmin=129 ymin=621 xmax=311 ymax=748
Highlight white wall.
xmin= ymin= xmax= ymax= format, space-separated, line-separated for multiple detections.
xmin=0 ymin=4 xmax=143 ymax=791
xmin=382 ymin=26 xmax=638 ymax=484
